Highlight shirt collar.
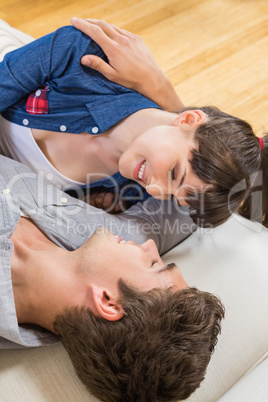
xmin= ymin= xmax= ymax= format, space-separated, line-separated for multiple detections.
xmin=87 ymin=92 xmax=161 ymax=133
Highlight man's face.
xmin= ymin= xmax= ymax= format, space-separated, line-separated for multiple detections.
xmin=85 ymin=228 xmax=188 ymax=293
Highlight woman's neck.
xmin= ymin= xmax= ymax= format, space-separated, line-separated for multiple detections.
xmin=108 ymin=108 xmax=177 ymax=156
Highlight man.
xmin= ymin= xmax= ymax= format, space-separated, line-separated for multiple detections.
xmin=0 ymin=154 xmax=224 ymax=401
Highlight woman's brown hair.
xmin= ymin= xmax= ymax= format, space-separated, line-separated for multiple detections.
xmin=181 ymin=106 xmax=262 ymax=227
xmin=239 ymin=132 xmax=268 ymax=226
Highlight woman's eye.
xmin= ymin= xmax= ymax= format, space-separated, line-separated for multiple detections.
xmin=170 ymin=167 xmax=176 ymax=181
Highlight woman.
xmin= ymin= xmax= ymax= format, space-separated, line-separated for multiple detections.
xmin=0 ymin=18 xmax=266 ymax=226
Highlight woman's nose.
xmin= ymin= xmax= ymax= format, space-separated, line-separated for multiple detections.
xmin=146 ymin=177 xmax=169 ymax=198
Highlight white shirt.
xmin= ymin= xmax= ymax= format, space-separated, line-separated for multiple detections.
xmin=0 ymin=116 xmax=85 ymax=190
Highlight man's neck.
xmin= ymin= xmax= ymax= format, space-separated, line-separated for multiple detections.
xmin=10 ymin=217 xmax=80 ymax=333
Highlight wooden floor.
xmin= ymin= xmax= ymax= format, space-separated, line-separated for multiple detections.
xmin=1 ymin=0 xmax=268 ymax=136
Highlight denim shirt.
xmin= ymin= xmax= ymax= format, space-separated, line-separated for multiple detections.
xmin=0 ymin=26 xmax=161 ymax=201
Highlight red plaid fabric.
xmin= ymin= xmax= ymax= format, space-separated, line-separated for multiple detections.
xmin=26 ymin=85 xmax=50 ymax=115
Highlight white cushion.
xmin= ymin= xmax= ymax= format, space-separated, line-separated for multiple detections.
xmin=218 ymin=358 xmax=268 ymax=402
xmin=0 ymin=344 xmax=97 ymax=401
xmin=0 ymin=19 xmax=33 ymax=61
xmin=162 ymin=214 xmax=268 ymax=401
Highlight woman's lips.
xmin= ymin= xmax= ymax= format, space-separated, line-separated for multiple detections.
xmin=133 ymin=160 xmax=146 ymax=183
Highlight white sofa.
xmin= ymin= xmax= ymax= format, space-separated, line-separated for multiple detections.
xmin=0 ymin=20 xmax=267 ymax=402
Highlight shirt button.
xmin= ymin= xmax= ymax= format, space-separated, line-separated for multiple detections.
xmin=92 ymin=126 xmax=99 ymax=134
xmin=60 ymin=197 xmax=68 ymax=204
xmin=23 ymin=119 xmax=29 ymax=126
xmin=60 ymin=125 xmax=67 ymax=132
xmin=46 ymin=173 xmax=54 ymax=181
xmin=2 ymin=188 xmax=11 ymax=194
xmin=35 ymin=89 xmax=42 ymax=96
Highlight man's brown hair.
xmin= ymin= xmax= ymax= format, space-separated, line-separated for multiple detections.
xmin=54 ymin=280 xmax=224 ymax=402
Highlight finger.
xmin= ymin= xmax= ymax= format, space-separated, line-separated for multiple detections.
xmin=112 ymin=200 xmax=132 ymax=213
xmin=114 ymin=203 xmax=122 ymax=213
xmin=110 ymin=24 xmax=138 ymax=39
xmin=83 ymin=193 xmax=97 ymax=207
xmin=94 ymin=192 xmax=107 ymax=208
xmin=119 ymin=200 xmax=132 ymax=213
xmin=84 ymin=18 xmax=122 ymax=41
xmin=102 ymin=192 xmax=116 ymax=210
xmin=82 ymin=194 xmax=91 ymax=205
xmin=81 ymin=55 xmax=115 ymax=79
xmin=71 ymin=17 xmax=115 ymax=54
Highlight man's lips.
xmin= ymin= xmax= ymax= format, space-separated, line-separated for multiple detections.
xmin=116 ymin=235 xmax=127 ymax=244
xmin=133 ymin=159 xmax=146 ymax=182
xmin=115 ymin=235 xmax=122 ymax=243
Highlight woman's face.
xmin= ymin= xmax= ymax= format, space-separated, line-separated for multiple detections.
xmin=119 ymin=123 xmax=207 ymax=205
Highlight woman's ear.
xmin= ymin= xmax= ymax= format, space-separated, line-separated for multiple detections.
xmin=173 ymin=110 xmax=206 ymax=128
xmin=91 ymin=285 xmax=124 ymax=321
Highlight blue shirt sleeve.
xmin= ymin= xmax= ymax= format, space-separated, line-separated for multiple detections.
xmin=0 ymin=30 xmax=54 ymax=112
xmin=0 ymin=26 xmax=101 ymax=113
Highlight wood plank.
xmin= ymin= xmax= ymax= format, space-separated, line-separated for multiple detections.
xmin=0 ymin=0 xmax=267 ymax=135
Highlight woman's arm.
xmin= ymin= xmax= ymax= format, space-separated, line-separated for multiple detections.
xmin=0 ymin=26 xmax=96 ymax=113
xmin=0 ymin=20 xmax=183 ymax=114
xmin=71 ymin=18 xmax=184 ymax=112
xmin=0 ymin=32 xmax=55 ymax=113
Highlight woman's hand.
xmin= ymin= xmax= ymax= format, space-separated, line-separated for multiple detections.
xmin=71 ymin=17 xmax=184 ymax=112
xmin=83 ymin=191 xmax=131 ymax=213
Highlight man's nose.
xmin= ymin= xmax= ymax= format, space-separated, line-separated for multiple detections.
xmin=140 ymin=239 xmax=159 ymax=256
xmin=140 ymin=238 xmax=154 ymax=247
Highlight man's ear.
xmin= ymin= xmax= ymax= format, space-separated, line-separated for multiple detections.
xmin=91 ymin=285 xmax=124 ymax=321
xmin=173 ymin=110 xmax=206 ymax=128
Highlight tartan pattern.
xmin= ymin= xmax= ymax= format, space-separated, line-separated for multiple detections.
xmin=26 ymin=85 xmax=49 ymax=115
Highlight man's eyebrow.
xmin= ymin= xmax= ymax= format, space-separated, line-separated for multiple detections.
xmin=177 ymin=170 xmax=186 ymax=189
xmin=158 ymin=263 xmax=177 ymax=273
